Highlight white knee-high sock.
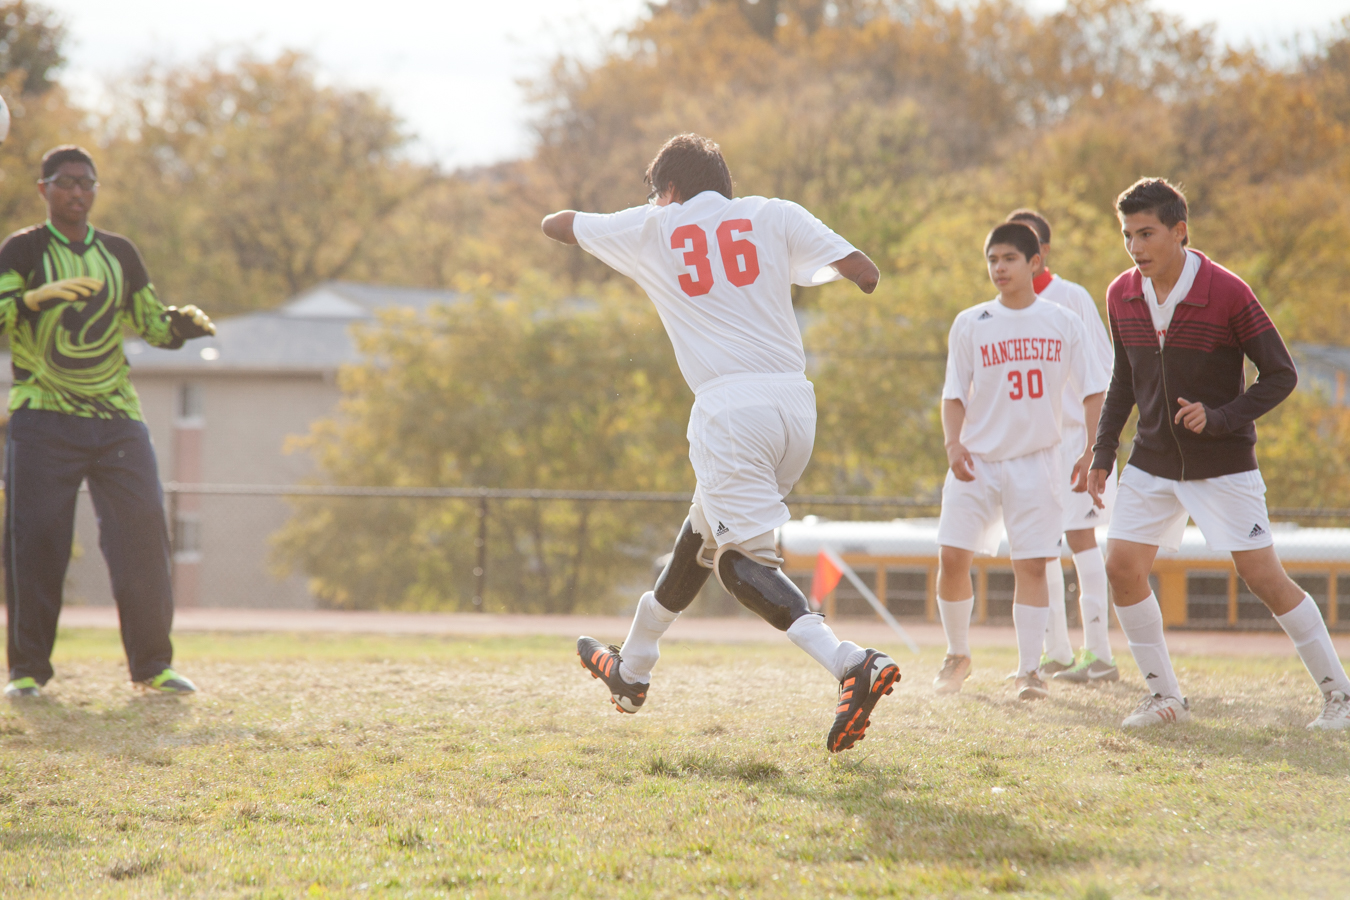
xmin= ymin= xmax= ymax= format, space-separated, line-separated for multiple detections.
xmin=1114 ymin=594 xmax=1182 ymax=700
xmin=786 ymin=614 xmax=865 ymax=681
xmin=1073 ymin=548 xmax=1112 ymax=661
xmin=619 ymin=591 xmax=678 ymax=684
xmin=1043 ymin=560 xmax=1073 ymax=664
xmin=1014 ymin=603 xmax=1050 ymax=677
xmin=938 ymin=596 xmax=975 ymax=657
xmin=1275 ymin=594 xmax=1350 ymax=697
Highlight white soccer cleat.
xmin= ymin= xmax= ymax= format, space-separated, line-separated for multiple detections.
xmin=1307 ymin=691 xmax=1350 ymax=731
xmin=1122 ymin=694 xmax=1190 ymax=728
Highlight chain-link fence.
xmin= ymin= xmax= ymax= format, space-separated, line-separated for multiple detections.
xmin=60 ymin=483 xmax=1350 ymax=630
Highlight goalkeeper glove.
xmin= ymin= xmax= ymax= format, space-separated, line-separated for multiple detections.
xmin=165 ymin=304 xmax=216 ymax=340
xmin=23 ymin=276 xmax=103 ymax=312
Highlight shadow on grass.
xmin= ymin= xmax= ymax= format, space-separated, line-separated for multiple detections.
xmin=4 ymin=694 xmax=191 ymax=760
xmin=642 ymin=747 xmax=1102 ymax=871
xmin=809 ymin=757 xmax=1104 ymax=869
xmin=1120 ymin=708 xmax=1350 ymax=777
xmin=951 ymin=684 xmax=1347 ymax=778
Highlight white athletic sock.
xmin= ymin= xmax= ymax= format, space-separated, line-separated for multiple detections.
xmin=786 ymin=614 xmax=864 ymax=681
xmin=1013 ymin=603 xmax=1050 ymax=677
xmin=938 ymin=596 xmax=975 ymax=657
xmin=1043 ymin=560 xmax=1073 ymax=664
xmin=1275 ymin=594 xmax=1350 ymax=697
xmin=1114 ymin=593 xmax=1182 ymax=701
xmin=1073 ymin=548 xmax=1112 ymax=661
xmin=618 ymin=591 xmax=678 ymax=684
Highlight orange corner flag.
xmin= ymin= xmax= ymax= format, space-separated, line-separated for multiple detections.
xmin=810 ymin=550 xmax=843 ymax=606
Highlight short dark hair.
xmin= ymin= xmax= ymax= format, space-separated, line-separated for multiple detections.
xmin=41 ymin=145 xmax=97 ymax=180
xmin=644 ymin=133 xmax=733 ymax=202
xmin=1116 ymin=178 xmax=1188 ymax=245
xmin=1006 ymin=209 xmax=1050 ymax=245
xmin=984 ymin=222 xmax=1042 ymax=262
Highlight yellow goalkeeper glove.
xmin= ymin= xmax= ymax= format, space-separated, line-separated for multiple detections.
xmin=23 ymin=276 xmax=104 ymax=312
xmin=165 ymin=304 xmax=216 ymax=340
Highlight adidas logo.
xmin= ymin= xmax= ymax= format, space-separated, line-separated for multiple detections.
xmin=715 ymin=521 xmax=729 ymax=537
xmin=1321 ymin=676 xmax=1335 ymax=684
xmin=1086 ymin=509 xmax=1099 ymax=519
xmin=1145 ymin=672 xmax=1158 ymax=680
xmin=978 ymin=310 xmax=993 ymax=320
xmin=1249 ymin=523 xmax=1265 ymax=538
xmin=1090 ymin=616 xmax=1101 ymax=623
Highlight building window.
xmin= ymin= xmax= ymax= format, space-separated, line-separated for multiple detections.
xmin=885 ymin=568 xmax=928 ymax=618
xmin=173 ymin=515 xmax=202 ymax=562
xmin=178 ymin=383 xmax=204 ymax=422
xmin=1187 ymin=573 xmax=1229 ymax=625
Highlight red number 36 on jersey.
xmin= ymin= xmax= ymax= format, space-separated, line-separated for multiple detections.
xmin=671 ymin=219 xmax=761 ymax=297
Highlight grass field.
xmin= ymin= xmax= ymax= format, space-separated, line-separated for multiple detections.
xmin=1 ymin=629 xmax=1348 ymax=899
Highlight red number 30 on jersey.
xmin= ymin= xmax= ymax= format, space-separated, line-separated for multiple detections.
xmin=671 ymin=219 xmax=761 ymax=297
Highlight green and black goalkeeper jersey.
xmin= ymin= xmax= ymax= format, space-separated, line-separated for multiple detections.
xmin=0 ymin=222 xmax=183 ymax=421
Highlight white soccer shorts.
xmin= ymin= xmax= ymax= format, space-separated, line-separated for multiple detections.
xmin=1060 ymin=424 xmax=1115 ymax=532
xmin=937 ymin=445 xmax=1064 ymax=560
xmin=1108 ymin=464 xmax=1274 ymax=553
xmin=687 ymin=373 xmax=816 ymax=547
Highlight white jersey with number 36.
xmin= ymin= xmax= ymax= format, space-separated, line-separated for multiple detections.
xmin=573 ymin=191 xmax=856 ymax=393
xmin=942 ymin=298 xmax=1109 ymax=462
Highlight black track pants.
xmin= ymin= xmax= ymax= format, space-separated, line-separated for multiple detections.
xmin=5 ymin=408 xmax=175 ymax=684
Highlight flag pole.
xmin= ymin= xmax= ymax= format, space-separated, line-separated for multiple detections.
xmin=821 ymin=546 xmax=920 ymax=655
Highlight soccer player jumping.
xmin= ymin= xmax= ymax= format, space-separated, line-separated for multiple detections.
xmin=1089 ymin=178 xmax=1350 ymax=730
xmin=541 ymin=133 xmax=899 ymax=752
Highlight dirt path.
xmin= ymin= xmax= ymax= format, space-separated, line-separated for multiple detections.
xmin=15 ymin=606 xmax=1345 ymax=657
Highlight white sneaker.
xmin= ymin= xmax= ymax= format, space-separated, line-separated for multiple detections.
xmin=1307 ymin=691 xmax=1350 ymax=731
xmin=1122 ymin=694 xmax=1190 ymax=728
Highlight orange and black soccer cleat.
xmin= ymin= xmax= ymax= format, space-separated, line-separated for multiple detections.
xmin=827 ymin=649 xmax=901 ymax=753
xmin=576 ymin=636 xmax=648 ymax=714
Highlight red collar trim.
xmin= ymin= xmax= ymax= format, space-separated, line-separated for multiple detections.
xmin=1032 ymin=270 xmax=1054 ymax=294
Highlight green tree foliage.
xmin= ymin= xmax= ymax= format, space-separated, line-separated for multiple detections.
xmin=1256 ymin=391 xmax=1350 ymax=511
xmin=271 ymin=279 xmax=693 ymax=611
xmin=0 ymin=0 xmax=65 ymax=95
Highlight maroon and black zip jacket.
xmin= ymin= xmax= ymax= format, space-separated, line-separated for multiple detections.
xmin=1091 ymin=251 xmax=1297 ymax=482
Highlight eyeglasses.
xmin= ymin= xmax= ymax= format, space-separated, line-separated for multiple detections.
xmin=40 ymin=175 xmax=99 ymax=191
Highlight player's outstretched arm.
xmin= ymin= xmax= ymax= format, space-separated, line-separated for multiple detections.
xmin=541 ymin=211 xmax=578 ymax=245
xmin=830 ymin=251 xmax=879 ymax=294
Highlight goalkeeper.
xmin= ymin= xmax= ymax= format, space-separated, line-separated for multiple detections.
xmin=3 ymin=146 xmax=215 ymax=699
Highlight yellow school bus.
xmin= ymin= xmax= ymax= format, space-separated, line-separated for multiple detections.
xmin=779 ymin=517 xmax=1350 ymax=630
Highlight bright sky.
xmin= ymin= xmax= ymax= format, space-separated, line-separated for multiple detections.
xmin=47 ymin=0 xmax=1350 ymax=171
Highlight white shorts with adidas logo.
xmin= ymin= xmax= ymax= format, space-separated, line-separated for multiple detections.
xmin=1107 ymin=464 xmax=1274 ymax=553
xmin=687 ymin=372 xmax=816 ymax=548
xmin=1061 ymin=424 xmax=1115 ymax=531
xmin=936 ymin=445 xmax=1065 ymax=560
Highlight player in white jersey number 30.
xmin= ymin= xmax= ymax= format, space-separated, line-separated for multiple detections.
xmin=932 ymin=223 xmax=1109 ymax=701
xmin=542 ymin=133 xmax=900 ymax=752
xmin=1006 ymin=209 xmax=1119 ymax=684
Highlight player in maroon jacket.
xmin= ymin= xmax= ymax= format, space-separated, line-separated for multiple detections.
xmin=1088 ymin=178 xmax=1350 ymax=730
